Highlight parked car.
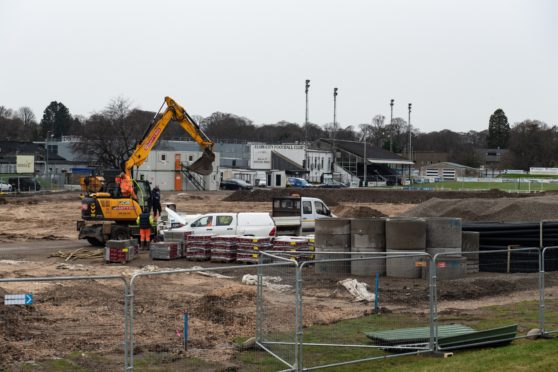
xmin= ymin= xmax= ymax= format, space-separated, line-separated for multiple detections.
xmin=175 ymin=212 xmax=276 ymax=236
xmin=318 ymin=180 xmax=348 ymax=188
xmin=220 ymin=179 xmax=253 ymax=190
xmin=8 ymin=177 xmax=41 ymax=191
xmin=255 ymin=178 xmax=267 ymax=187
xmin=287 ymin=177 xmax=312 ymax=188
xmin=0 ymin=181 xmax=12 ymax=192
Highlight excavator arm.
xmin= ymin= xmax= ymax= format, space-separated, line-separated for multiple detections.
xmin=124 ymin=96 xmax=215 ymax=177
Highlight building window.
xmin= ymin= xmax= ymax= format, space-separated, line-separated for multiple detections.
xmin=189 ymin=155 xmax=194 ymax=161
xmin=161 ymin=154 xmax=166 ymax=161
xmin=232 ymin=159 xmax=237 ymax=167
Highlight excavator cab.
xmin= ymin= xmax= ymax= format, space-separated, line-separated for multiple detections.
xmin=133 ymin=179 xmax=152 ymax=211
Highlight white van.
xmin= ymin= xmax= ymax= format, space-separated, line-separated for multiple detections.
xmin=176 ymin=212 xmax=276 ymax=237
xmin=272 ymin=196 xmax=335 ymax=235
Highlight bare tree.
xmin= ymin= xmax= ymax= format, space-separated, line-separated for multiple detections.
xmin=358 ymin=123 xmax=372 ymax=142
xmin=16 ymin=107 xmax=36 ymax=126
xmin=0 ymin=106 xmax=13 ymax=119
xmin=72 ymin=97 xmax=146 ymax=169
xmin=501 ymin=120 xmax=558 ymax=169
xmin=370 ymin=114 xmax=386 ymax=146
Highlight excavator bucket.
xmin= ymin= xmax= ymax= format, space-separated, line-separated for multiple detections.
xmin=186 ymin=147 xmax=215 ymax=176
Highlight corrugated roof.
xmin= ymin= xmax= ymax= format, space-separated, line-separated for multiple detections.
xmin=427 ymin=162 xmax=476 ymax=169
xmin=271 ymin=150 xmax=306 ymax=172
xmin=319 ymin=139 xmax=411 ymax=163
xmin=366 ymin=324 xmax=475 ymax=342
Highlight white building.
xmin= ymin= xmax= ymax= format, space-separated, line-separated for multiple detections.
xmin=247 ymin=143 xmax=332 ymax=183
xmin=306 ymin=149 xmax=333 ymax=183
xmin=249 ymin=144 xmax=306 ymax=169
xmin=136 ymin=141 xmax=221 ymax=191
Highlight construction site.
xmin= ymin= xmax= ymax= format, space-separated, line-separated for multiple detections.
xmin=1 ymin=187 xmax=558 ymax=371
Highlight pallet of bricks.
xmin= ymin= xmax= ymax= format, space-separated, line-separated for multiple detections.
xmin=151 ymin=230 xmax=189 ymax=260
xmin=236 ymin=236 xmax=272 ymax=264
xmin=185 ymin=234 xmax=213 ymax=261
xmin=105 ymin=239 xmax=139 ymax=264
xmin=272 ymin=236 xmax=315 ymax=262
xmin=210 ymin=235 xmax=238 ymax=263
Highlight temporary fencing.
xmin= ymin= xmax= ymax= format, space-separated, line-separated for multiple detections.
xmin=127 ymin=260 xmax=298 ymax=371
xmin=256 ymin=252 xmax=299 ymax=370
xmin=296 ymin=251 xmax=433 ymax=371
xmin=542 ymin=246 xmax=558 ymax=336
xmin=432 ymin=248 xmax=542 ymax=352
xmin=5 ymin=246 xmax=558 ymax=371
xmin=0 ymin=275 xmax=129 ymax=370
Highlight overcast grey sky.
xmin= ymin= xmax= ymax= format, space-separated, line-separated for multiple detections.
xmin=0 ymin=0 xmax=556 ymax=133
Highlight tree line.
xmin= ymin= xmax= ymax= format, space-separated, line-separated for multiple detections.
xmin=0 ymin=98 xmax=552 ymax=170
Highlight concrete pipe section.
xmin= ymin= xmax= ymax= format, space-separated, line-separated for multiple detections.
xmin=386 ymin=218 xmax=427 ymax=279
xmin=350 ymin=218 xmax=386 ymax=276
xmin=315 ymin=218 xmax=352 ymax=274
xmin=425 ymin=217 xmax=462 ymax=257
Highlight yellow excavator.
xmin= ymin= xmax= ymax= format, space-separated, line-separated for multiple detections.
xmin=77 ymin=96 xmax=215 ymax=246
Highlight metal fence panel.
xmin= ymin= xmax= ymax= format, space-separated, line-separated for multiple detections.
xmin=297 ymin=252 xmax=433 ymax=371
xmin=0 ymin=275 xmax=128 ymax=370
xmin=129 ymin=262 xmax=297 ymax=371
xmin=433 ymin=248 xmax=541 ymax=351
xmin=257 ymin=253 xmax=299 ymax=370
xmin=542 ymin=246 xmax=558 ymax=336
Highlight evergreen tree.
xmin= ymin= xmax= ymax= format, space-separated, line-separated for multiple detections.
xmin=40 ymin=101 xmax=72 ymax=138
xmin=487 ymin=108 xmax=510 ymax=148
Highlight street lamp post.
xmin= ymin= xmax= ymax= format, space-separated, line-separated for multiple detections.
xmin=305 ymin=79 xmax=310 ymax=178
xmin=390 ymin=99 xmax=394 ymax=152
xmin=332 ymin=87 xmax=338 ymax=172
xmin=408 ymin=103 xmax=412 ymax=183
xmin=363 ymin=119 xmax=368 ymax=187
xmin=45 ymin=133 xmax=49 ymax=187
xmin=45 ymin=132 xmax=53 ymax=190
xmin=408 ymin=103 xmax=412 ymax=160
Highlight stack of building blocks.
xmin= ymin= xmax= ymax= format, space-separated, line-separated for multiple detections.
xmin=105 ymin=239 xmax=139 ymax=264
xmin=163 ymin=230 xmax=192 ymax=242
xmin=210 ymin=235 xmax=238 ymax=263
xmin=272 ymin=236 xmax=314 ymax=262
xmin=150 ymin=241 xmax=184 ymax=260
xmin=236 ymin=236 xmax=272 ymax=264
xmin=185 ymin=234 xmax=213 ymax=261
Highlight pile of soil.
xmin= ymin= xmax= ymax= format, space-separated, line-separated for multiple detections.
xmin=333 ymin=205 xmax=387 ymax=218
xmin=225 ymin=188 xmax=530 ymax=206
xmin=402 ymin=195 xmax=558 ymax=222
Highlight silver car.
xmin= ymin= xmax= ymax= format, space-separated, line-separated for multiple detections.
xmin=0 ymin=182 xmax=12 ymax=192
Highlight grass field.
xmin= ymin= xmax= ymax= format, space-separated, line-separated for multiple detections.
xmin=415 ymin=181 xmax=558 ymax=192
xmin=497 ymin=174 xmax=558 ymax=179
xmin=238 ymin=299 xmax=558 ymax=371
xmin=15 ymin=299 xmax=558 ymax=371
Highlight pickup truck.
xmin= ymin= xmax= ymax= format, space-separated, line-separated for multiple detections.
xmin=272 ymin=196 xmax=334 ymax=236
xmin=173 ymin=212 xmax=276 ymax=237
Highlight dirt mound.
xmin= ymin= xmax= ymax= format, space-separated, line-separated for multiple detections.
xmin=192 ymin=286 xmax=256 ymax=324
xmin=224 ymin=188 xmax=530 ymax=206
xmin=0 ymin=191 xmax=79 ymax=205
xmin=401 ymin=195 xmax=558 ymax=222
xmin=333 ymin=205 xmax=387 ymax=218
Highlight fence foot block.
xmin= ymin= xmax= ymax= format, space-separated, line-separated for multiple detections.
xmin=429 ymin=351 xmax=453 ymax=358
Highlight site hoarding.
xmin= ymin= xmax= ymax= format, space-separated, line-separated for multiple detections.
xmin=249 ymin=144 xmax=305 ymax=169
xmin=16 ymin=155 xmax=34 ymax=174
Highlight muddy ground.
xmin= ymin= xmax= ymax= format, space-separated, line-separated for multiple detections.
xmin=0 ymin=191 xmax=412 ymax=242
xmin=0 ymin=189 xmax=556 ymax=369
xmin=224 ymin=188 xmax=532 ymax=205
